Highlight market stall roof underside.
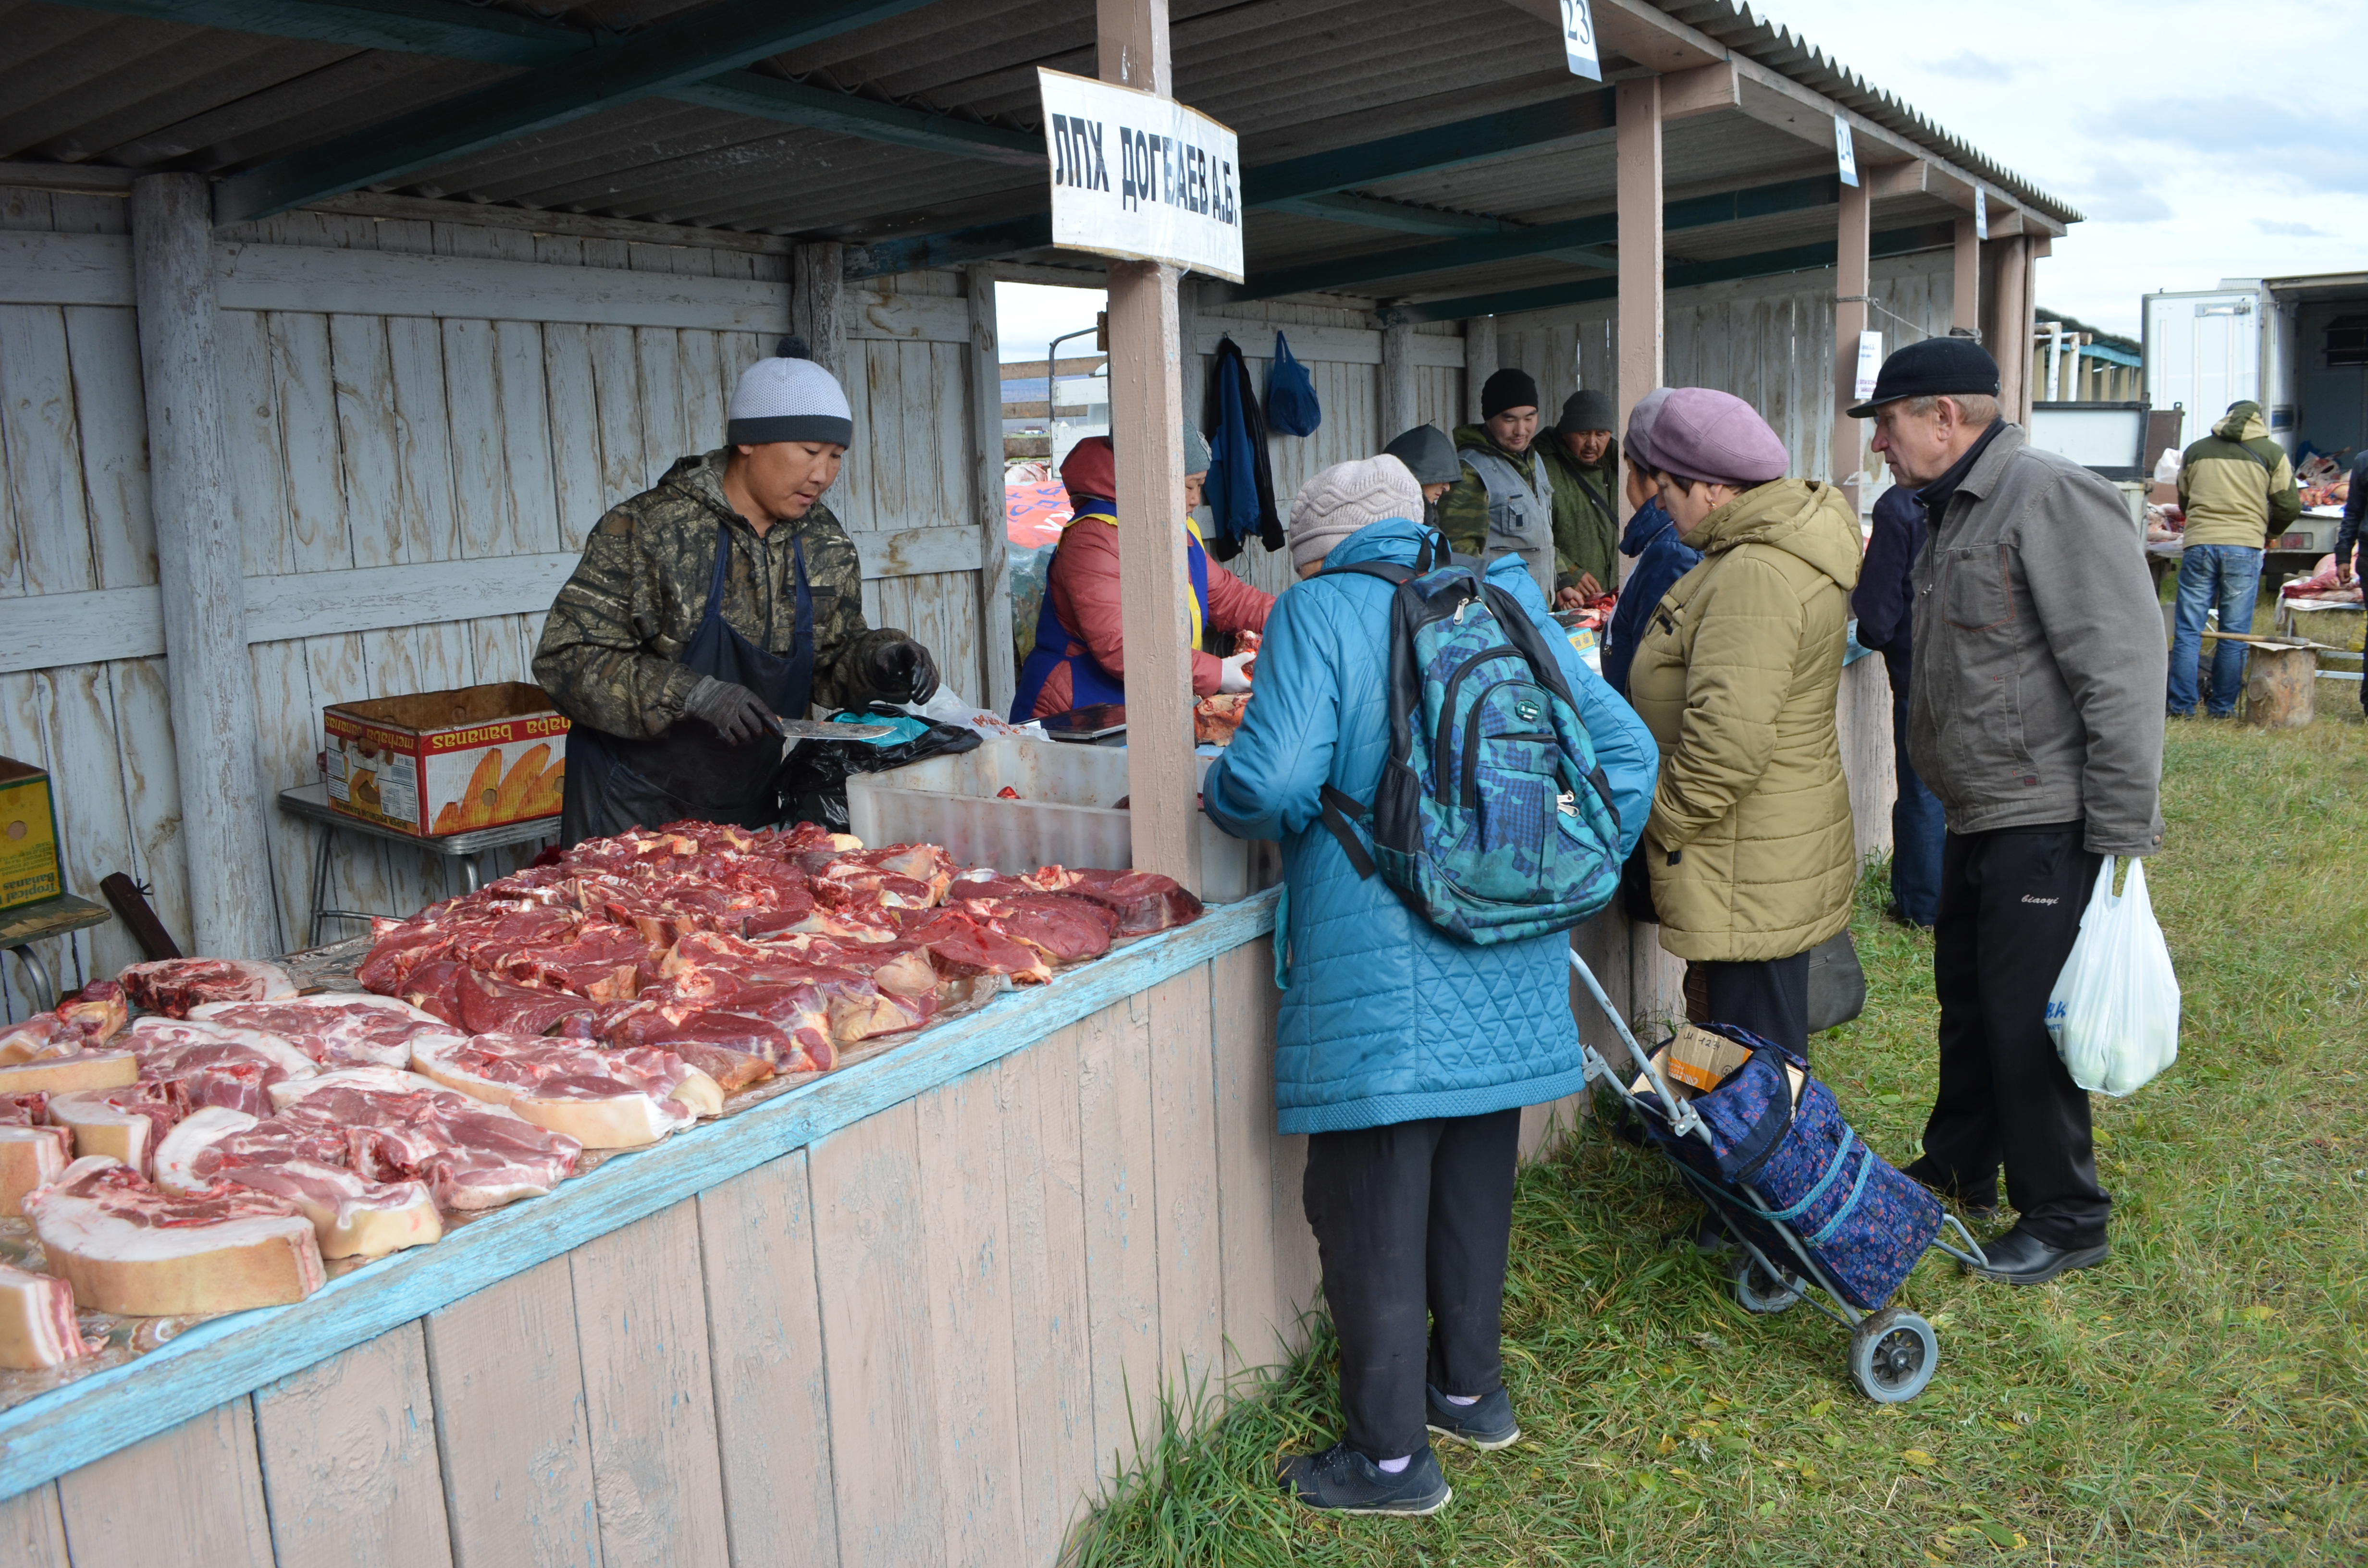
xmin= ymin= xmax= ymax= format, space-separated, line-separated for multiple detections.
xmin=2 ymin=0 xmax=2080 ymax=316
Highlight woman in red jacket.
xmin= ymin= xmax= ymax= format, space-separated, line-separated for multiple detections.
xmin=1011 ymin=430 xmax=1275 ymax=720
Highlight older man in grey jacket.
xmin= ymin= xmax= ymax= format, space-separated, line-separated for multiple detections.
xmin=1855 ymin=336 xmax=2165 ymax=1286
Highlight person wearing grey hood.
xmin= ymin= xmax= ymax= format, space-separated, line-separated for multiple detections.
xmin=1381 ymin=424 xmax=1460 ymax=530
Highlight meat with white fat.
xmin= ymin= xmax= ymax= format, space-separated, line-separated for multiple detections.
xmin=23 ymin=1156 xmax=326 ymax=1316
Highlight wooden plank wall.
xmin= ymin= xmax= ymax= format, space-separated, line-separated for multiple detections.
xmin=0 ymin=187 xmax=992 ymax=1014
xmin=1495 ymin=249 xmax=1958 ymax=485
xmin=1188 ymin=301 xmax=1464 ymax=602
xmin=5 ymin=941 xmax=1322 ymax=1568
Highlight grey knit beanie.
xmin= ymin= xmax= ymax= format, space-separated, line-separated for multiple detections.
xmin=1183 ymin=423 xmax=1211 ymax=476
xmin=1288 ymin=456 xmax=1423 ymax=573
xmin=1381 ymin=423 xmax=1459 ymax=485
xmin=727 ymin=336 xmax=853 ymax=447
xmin=1555 ymin=388 xmax=1617 ymax=436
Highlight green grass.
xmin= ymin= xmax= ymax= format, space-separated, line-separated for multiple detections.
xmin=1074 ymin=714 xmax=2368 ymax=1566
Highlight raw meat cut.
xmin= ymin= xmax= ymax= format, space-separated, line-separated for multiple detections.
xmin=0 ymin=1096 xmax=71 ymax=1217
xmin=1023 ymin=867 xmax=1204 ymax=935
xmin=190 ymin=996 xmax=456 ymax=1069
xmin=0 ymin=1050 xmax=138 ymax=1096
xmin=951 ymin=894 xmax=1117 ymax=965
xmin=455 ymin=968 xmax=597 ymax=1037
xmin=54 ymin=981 xmax=127 ymax=1044
xmin=271 ymin=1078 xmax=580 ymax=1212
xmin=593 ymin=1001 xmax=784 ymax=1092
xmin=491 ymin=925 xmax=647 ymax=999
xmin=399 ymin=959 xmax=467 ymax=1026
xmin=25 ymin=1155 xmax=326 ymax=1316
xmin=47 ymin=1084 xmax=181 ymax=1175
xmin=164 ymin=1115 xmax=442 ymax=1260
xmin=130 ymin=1019 xmax=319 ymax=1115
xmin=0 ymin=1263 xmax=89 ymax=1370
xmin=410 ymin=1034 xmax=720 ymax=1148
xmin=356 ymin=920 xmax=455 ymax=994
xmin=152 ymin=1105 xmax=266 ymax=1195
xmin=1194 ymin=693 xmax=1250 ymax=746
xmin=0 ymin=1015 xmax=92 ymax=1066
xmin=899 ymin=910 xmax=1053 ymax=985
xmin=117 ymin=958 xmax=296 ymax=1017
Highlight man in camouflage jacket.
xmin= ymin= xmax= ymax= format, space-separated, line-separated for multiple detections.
xmin=533 ymin=448 xmax=922 ymax=737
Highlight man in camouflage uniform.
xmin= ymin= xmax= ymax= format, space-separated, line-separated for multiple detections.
xmin=534 ymin=342 xmax=937 ymax=841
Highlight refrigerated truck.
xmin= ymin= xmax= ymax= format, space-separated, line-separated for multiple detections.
xmin=2143 ymin=271 xmax=2368 ymax=463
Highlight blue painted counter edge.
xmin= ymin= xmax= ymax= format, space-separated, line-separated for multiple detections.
xmin=0 ymin=888 xmax=1279 ymax=1499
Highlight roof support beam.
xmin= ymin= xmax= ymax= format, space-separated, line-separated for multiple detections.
xmin=1238 ymin=174 xmax=1841 ymax=302
xmin=1376 ymin=220 xmax=1960 ymax=325
xmin=1241 ymin=89 xmax=1617 ymax=207
xmin=1262 ymin=193 xmax=1518 ymax=237
xmin=53 ymin=0 xmax=1037 ymax=218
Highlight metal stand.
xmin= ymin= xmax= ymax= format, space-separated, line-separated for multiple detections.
xmin=277 ymin=784 xmax=558 ymax=946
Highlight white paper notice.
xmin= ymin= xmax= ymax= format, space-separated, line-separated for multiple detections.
xmin=1559 ymin=0 xmax=1601 ymax=80
xmin=1835 ymin=116 xmax=1858 ymax=188
xmin=1973 ymin=185 xmax=1988 ymax=241
xmin=1854 ymin=331 xmax=1884 ymax=401
xmin=1038 ymin=68 xmax=1245 ymax=282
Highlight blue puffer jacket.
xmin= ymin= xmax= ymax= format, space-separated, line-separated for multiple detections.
xmin=1203 ymin=518 xmax=1658 ymax=1135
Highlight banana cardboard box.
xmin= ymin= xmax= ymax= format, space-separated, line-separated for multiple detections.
xmin=324 ymin=683 xmax=570 ymax=837
xmin=0 ymin=755 xmax=63 ymax=913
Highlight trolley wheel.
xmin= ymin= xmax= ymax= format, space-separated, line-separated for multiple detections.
xmin=1733 ymin=1253 xmax=1802 ymax=1314
xmin=1848 ymin=1309 xmax=1938 ymax=1404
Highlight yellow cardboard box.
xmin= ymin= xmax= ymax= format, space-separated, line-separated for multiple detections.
xmin=0 ymin=756 xmax=63 ymax=914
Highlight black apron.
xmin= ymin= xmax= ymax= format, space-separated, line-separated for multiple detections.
xmin=560 ymin=519 xmax=814 ymax=846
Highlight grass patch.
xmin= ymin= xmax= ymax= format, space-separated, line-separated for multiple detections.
xmin=1074 ymin=716 xmax=2368 ymax=1566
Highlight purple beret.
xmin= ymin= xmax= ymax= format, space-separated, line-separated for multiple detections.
xmin=1650 ymin=387 xmax=1789 ymax=487
xmin=1624 ymin=386 xmax=1675 ymax=471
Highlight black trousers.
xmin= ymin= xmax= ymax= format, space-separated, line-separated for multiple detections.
xmin=1918 ymin=823 xmax=2111 ymax=1247
xmin=1690 ymin=951 xmax=1813 ymax=1055
xmin=1301 ymin=1109 xmax=1522 ymax=1461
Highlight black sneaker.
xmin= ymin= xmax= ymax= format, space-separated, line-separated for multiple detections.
xmin=1426 ymin=1384 xmax=1520 ymax=1451
xmin=1277 ymin=1442 xmax=1451 ymax=1516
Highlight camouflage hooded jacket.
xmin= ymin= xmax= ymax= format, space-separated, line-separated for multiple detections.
xmin=532 ymin=450 xmax=909 ymax=738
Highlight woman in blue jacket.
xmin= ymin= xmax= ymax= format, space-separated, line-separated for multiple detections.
xmin=1204 ymin=457 xmax=1656 ymax=1517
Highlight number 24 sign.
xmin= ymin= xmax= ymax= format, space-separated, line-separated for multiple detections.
xmin=1560 ymin=0 xmax=1601 ymax=81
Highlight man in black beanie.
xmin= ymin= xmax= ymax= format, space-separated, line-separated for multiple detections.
xmin=1538 ymin=388 xmax=1621 ymax=607
xmin=1441 ymin=368 xmax=1556 ymax=598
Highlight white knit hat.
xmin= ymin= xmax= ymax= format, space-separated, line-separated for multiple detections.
xmin=1288 ymin=456 xmax=1424 ymax=572
xmin=727 ymin=336 xmax=853 ymax=447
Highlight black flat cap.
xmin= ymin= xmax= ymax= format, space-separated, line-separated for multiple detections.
xmin=1848 ymin=335 xmax=2000 ymax=417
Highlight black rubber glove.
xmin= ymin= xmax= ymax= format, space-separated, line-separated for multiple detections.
xmin=682 ymin=676 xmax=781 ymax=747
xmin=863 ymin=637 xmax=940 ymax=705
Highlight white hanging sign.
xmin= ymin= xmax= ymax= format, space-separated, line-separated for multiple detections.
xmin=1854 ymin=330 xmax=1885 ymax=401
xmin=1973 ymin=185 xmax=1988 ymax=241
xmin=1559 ymin=0 xmax=1602 ymax=80
xmin=1835 ymin=116 xmax=1858 ymax=187
xmin=1038 ymin=68 xmax=1245 ymax=283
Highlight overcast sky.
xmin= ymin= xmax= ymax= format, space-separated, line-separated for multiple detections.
xmin=997 ymin=0 xmax=2367 ymax=354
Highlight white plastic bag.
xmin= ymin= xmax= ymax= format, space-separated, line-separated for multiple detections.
xmin=2044 ymin=857 xmax=2180 ymax=1096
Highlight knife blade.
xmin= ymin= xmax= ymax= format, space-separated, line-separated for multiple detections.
xmin=776 ymin=719 xmax=897 ymax=740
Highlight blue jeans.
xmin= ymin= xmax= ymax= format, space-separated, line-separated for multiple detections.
xmin=2168 ymin=545 xmax=2262 ymax=716
xmin=1889 ymin=688 xmax=1945 ymax=925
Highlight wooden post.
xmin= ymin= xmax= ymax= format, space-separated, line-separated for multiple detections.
xmin=1831 ymin=176 xmax=1871 ymax=497
xmin=1463 ymin=316 xmax=1497 ymax=425
xmin=1952 ymin=216 xmax=1980 ymax=335
xmin=129 ymin=173 xmax=275 ymax=959
xmin=965 ymin=264 xmax=1017 ymax=717
xmin=1379 ymin=318 xmax=1416 ymax=443
xmin=1178 ymin=275 xmax=1206 ymax=430
xmin=1989 ymin=236 xmax=2029 ymax=424
xmin=1614 ymin=74 xmax=1664 ymax=445
xmin=1098 ymin=0 xmax=1199 ymax=892
xmin=791 ymin=242 xmax=848 ymax=386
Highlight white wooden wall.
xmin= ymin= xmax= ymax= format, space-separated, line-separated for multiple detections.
xmin=1496 ymin=249 xmax=1958 ymax=487
xmin=0 ymin=185 xmax=994 ymax=1006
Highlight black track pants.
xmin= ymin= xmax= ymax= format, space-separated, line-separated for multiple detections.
xmin=1918 ymin=823 xmax=2111 ymax=1247
xmin=1301 ymin=1108 xmax=1522 ymax=1461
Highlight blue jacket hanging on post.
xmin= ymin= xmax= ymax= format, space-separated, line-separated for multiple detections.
xmin=1203 ymin=334 xmax=1283 ymax=561
xmin=1203 ymin=518 xmax=1658 ymax=1135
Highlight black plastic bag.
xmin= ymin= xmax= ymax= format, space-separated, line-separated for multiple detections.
xmin=777 ymin=702 xmax=982 ymax=833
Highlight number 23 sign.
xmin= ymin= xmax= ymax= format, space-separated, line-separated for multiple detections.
xmin=1560 ymin=0 xmax=1601 ymax=81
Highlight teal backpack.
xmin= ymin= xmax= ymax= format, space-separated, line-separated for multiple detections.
xmin=1318 ymin=532 xmax=1624 ymax=944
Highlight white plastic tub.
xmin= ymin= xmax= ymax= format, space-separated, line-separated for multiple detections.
xmin=845 ymin=738 xmax=1279 ymax=903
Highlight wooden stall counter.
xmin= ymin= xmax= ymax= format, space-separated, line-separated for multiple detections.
xmin=0 ymin=888 xmax=1318 ymax=1568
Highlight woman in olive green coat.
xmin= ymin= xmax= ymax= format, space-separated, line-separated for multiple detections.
xmin=1624 ymin=388 xmax=1861 ymax=1054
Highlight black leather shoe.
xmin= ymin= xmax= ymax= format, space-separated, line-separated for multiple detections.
xmin=1903 ymin=1158 xmax=2000 ymax=1223
xmin=1426 ymin=1383 xmax=1520 ymax=1451
xmin=1963 ymin=1225 xmax=2109 ymax=1285
xmin=1278 ymin=1443 xmax=1451 ymax=1515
